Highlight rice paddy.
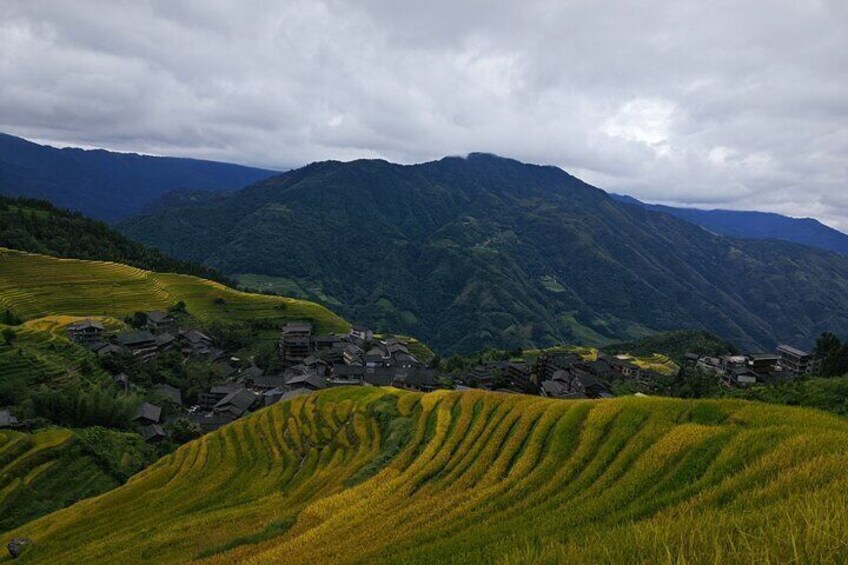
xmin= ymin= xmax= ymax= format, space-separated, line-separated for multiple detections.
xmin=0 ymin=428 xmax=150 ymax=533
xmin=0 ymin=320 xmax=111 ymax=398
xmin=0 ymin=248 xmax=349 ymax=334
xmin=5 ymin=388 xmax=848 ymax=564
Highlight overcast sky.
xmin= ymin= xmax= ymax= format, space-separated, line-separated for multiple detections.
xmin=2 ymin=1 xmax=847 ymax=228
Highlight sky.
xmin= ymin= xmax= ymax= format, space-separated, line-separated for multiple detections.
xmin=2 ymin=1 xmax=847 ymax=228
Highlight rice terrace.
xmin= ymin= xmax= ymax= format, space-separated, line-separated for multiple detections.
xmin=4 ymin=388 xmax=848 ymax=564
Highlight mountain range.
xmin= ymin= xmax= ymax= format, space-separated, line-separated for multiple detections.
xmin=120 ymin=153 xmax=848 ymax=354
xmin=612 ymin=193 xmax=848 ymax=256
xmin=0 ymin=133 xmax=275 ymax=221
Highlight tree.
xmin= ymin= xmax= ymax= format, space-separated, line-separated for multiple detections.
xmin=1 ymin=309 xmax=22 ymax=325
xmin=130 ymin=311 xmax=148 ymax=329
xmin=815 ymin=332 xmax=841 ymax=359
xmin=167 ymin=418 xmax=202 ymax=443
xmin=168 ymin=301 xmax=187 ymax=314
xmin=2 ymin=328 xmax=15 ymax=346
xmin=814 ymin=332 xmax=848 ymax=377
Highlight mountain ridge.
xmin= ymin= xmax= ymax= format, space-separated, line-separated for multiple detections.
xmin=611 ymin=193 xmax=848 ymax=255
xmin=119 ymin=153 xmax=848 ymax=354
xmin=0 ymin=133 xmax=277 ymax=221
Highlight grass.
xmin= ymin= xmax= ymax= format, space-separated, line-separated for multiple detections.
xmin=0 ymin=427 xmax=153 ymax=533
xmin=5 ymin=389 xmax=848 ymax=563
xmin=0 ymin=248 xmax=349 ymax=335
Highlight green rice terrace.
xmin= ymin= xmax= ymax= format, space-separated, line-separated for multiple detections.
xmin=0 ymin=248 xmax=349 ymax=335
xmin=0 ymin=427 xmax=153 ymax=533
xmin=5 ymin=387 xmax=848 ymax=564
xmin=0 ymin=319 xmax=113 ymax=406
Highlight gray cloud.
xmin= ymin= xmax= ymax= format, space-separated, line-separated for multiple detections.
xmin=1 ymin=0 xmax=847 ymax=228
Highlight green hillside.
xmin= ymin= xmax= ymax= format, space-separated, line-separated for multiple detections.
xmin=6 ymin=388 xmax=848 ymax=563
xmin=0 ymin=195 xmax=232 ymax=285
xmin=0 ymin=319 xmax=114 ymax=407
xmin=0 ymin=427 xmax=153 ymax=533
xmin=0 ymin=248 xmax=348 ymax=335
xmin=121 ymin=153 xmax=848 ymax=354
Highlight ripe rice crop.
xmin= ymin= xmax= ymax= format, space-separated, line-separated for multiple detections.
xmin=0 ymin=248 xmax=348 ymax=334
xmin=4 ymin=388 xmax=848 ymax=563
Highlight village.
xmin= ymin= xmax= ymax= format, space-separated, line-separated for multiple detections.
xmin=45 ymin=313 xmax=822 ymax=445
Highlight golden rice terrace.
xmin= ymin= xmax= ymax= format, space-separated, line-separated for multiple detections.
xmin=5 ymin=388 xmax=848 ymax=564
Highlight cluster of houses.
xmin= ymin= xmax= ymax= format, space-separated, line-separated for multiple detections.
xmin=462 ymin=350 xmax=665 ymax=400
xmin=70 ymin=317 xmax=448 ymax=441
xmin=66 ymin=313 xmax=216 ymax=362
xmin=687 ymin=343 xmax=819 ymax=387
xmin=62 ymin=316 xmax=685 ymax=440
xmin=56 ymin=315 xmax=826 ymax=444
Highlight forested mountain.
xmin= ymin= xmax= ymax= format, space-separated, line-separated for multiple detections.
xmin=611 ymin=193 xmax=848 ymax=256
xmin=0 ymin=133 xmax=276 ymax=221
xmin=0 ymin=195 xmax=231 ymax=284
xmin=120 ymin=153 xmax=848 ymax=354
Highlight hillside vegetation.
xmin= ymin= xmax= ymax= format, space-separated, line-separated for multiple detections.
xmin=0 ymin=318 xmax=115 ymax=407
xmin=0 ymin=248 xmax=348 ymax=335
xmin=6 ymin=388 xmax=848 ymax=563
xmin=602 ymin=330 xmax=736 ymax=362
xmin=0 ymin=427 xmax=153 ymax=533
xmin=122 ymin=153 xmax=848 ymax=354
xmin=0 ymin=195 xmax=232 ymax=285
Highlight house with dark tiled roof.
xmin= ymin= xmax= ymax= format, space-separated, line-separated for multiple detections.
xmin=155 ymin=332 xmax=177 ymax=353
xmin=66 ymin=319 xmax=104 ymax=346
xmin=251 ymin=375 xmax=290 ymax=390
xmin=116 ymin=330 xmax=158 ymax=361
xmin=133 ymin=402 xmax=162 ymax=426
xmin=152 ymin=383 xmax=182 ymax=406
xmin=198 ymin=383 xmax=243 ymax=410
xmin=140 ymin=424 xmax=167 ymax=443
xmin=394 ymin=369 xmax=441 ymax=392
xmin=93 ymin=342 xmax=124 ymax=357
xmin=180 ymin=330 xmax=215 ymax=358
xmin=350 ymin=325 xmax=374 ymax=342
xmin=214 ymin=389 xmax=260 ymax=417
xmin=189 ymin=411 xmax=237 ymax=433
xmin=279 ymin=322 xmax=313 ymax=367
xmin=284 ymin=372 xmax=327 ymax=391
xmin=146 ymin=311 xmax=177 ymax=334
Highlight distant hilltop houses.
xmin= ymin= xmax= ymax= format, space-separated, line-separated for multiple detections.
xmin=687 ymin=344 xmax=818 ymax=387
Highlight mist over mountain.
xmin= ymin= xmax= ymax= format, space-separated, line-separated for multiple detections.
xmin=611 ymin=194 xmax=848 ymax=256
xmin=0 ymin=133 xmax=276 ymax=221
xmin=120 ymin=153 xmax=848 ymax=354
